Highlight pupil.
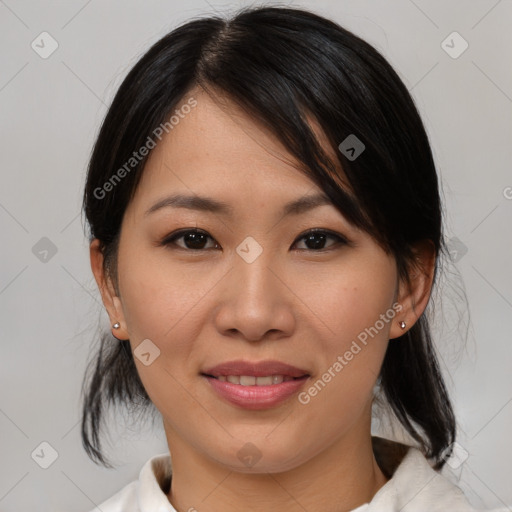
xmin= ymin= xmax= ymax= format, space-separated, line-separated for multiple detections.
xmin=186 ymin=232 xmax=206 ymax=249
xmin=306 ymin=233 xmax=325 ymax=249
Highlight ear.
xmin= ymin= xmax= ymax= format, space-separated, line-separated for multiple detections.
xmin=90 ymin=238 xmax=129 ymax=341
xmin=389 ymin=239 xmax=436 ymax=340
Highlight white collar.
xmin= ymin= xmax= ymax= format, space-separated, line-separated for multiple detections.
xmin=135 ymin=446 xmax=485 ymax=512
xmin=137 ymin=452 xmax=174 ymax=511
xmin=361 ymin=446 xmax=477 ymax=511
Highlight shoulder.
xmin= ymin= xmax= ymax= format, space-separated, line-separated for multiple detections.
xmin=369 ymin=438 xmax=509 ymax=512
xmin=88 ymin=453 xmax=175 ymax=512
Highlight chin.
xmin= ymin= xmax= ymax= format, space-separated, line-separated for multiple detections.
xmin=208 ymin=438 xmax=310 ymax=474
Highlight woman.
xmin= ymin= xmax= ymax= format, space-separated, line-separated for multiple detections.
xmin=81 ymin=5 xmax=508 ymax=511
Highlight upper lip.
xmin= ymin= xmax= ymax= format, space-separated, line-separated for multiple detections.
xmin=201 ymin=359 xmax=310 ymax=378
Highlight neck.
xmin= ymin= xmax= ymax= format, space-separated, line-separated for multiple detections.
xmin=165 ymin=428 xmax=389 ymax=512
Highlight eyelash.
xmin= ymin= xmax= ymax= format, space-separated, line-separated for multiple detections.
xmin=159 ymin=228 xmax=350 ymax=253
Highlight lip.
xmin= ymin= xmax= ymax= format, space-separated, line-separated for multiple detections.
xmin=200 ymin=359 xmax=310 ymax=410
xmin=203 ymin=374 xmax=310 ymax=410
xmin=201 ymin=359 xmax=309 ymax=378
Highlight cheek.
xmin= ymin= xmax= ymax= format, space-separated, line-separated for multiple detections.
xmin=117 ymin=248 xmax=208 ymax=342
xmin=116 ymin=252 xmax=203 ymax=413
xmin=116 ymin=248 xmax=222 ymax=409
xmin=298 ymin=257 xmax=397 ymax=403
xmin=308 ymin=258 xmax=397 ymax=348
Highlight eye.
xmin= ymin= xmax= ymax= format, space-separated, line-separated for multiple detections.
xmin=292 ymin=228 xmax=348 ymax=251
xmin=160 ymin=229 xmax=219 ymax=251
xmin=159 ymin=228 xmax=349 ymax=252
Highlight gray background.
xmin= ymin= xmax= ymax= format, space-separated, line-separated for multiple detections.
xmin=1 ymin=0 xmax=511 ymax=510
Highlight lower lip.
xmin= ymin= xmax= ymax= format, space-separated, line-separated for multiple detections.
xmin=202 ymin=375 xmax=309 ymax=410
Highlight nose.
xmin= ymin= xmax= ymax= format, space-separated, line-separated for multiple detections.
xmin=213 ymin=246 xmax=296 ymax=342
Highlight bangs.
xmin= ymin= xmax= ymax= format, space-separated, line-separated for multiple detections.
xmin=189 ymin=10 xmax=400 ymax=253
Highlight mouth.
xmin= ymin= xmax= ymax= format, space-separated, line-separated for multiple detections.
xmin=200 ymin=374 xmax=309 ymax=385
xmin=200 ymin=359 xmax=310 ymax=382
xmin=200 ymin=360 xmax=310 ymax=409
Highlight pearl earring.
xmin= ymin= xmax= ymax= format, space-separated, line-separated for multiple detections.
xmin=399 ymin=321 xmax=406 ymax=329
xmin=112 ymin=322 xmax=120 ymax=329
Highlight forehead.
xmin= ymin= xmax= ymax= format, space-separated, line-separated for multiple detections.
xmin=150 ymin=89 xmax=305 ymax=177
xmin=131 ymin=90 xmax=329 ymax=197
xmin=123 ymin=86 xmax=353 ymax=225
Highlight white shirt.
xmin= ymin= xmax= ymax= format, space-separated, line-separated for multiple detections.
xmin=90 ymin=446 xmax=509 ymax=512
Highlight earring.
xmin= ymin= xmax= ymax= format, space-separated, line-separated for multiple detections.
xmin=399 ymin=321 xmax=406 ymax=329
xmin=112 ymin=322 xmax=120 ymax=329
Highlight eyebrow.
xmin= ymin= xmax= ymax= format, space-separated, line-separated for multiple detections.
xmin=144 ymin=192 xmax=333 ymax=218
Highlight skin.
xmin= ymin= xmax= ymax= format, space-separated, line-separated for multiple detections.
xmin=90 ymin=86 xmax=436 ymax=512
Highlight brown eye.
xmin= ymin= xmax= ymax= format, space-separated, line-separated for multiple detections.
xmin=160 ymin=228 xmax=349 ymax=252
xmin=292 ymin=229 xmax=348 ymax=251
xmin=161 ymin=229 xmax=218 ymax=251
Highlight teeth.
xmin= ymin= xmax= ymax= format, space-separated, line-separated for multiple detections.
xmin=215 ymin=375 xmax=298 ymax=385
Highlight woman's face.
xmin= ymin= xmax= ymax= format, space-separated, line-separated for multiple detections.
xmin=103 ymin=87 xmax=405 ymax=473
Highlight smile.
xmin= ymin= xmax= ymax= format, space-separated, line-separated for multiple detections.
xmin=206 ymin=374 xmax=302 ymax=385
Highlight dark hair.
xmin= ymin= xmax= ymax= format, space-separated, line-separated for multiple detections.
xmin=81 ymin=5 xmax=456 ymax=470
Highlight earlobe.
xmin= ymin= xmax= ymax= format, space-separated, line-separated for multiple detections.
xmin=89 ymin=238 xmax=129 ymax=341
xmin=389 ymin=240 xmax=436 ymax=340
xmin=110 ymin=296 xmax=129 ymax=340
